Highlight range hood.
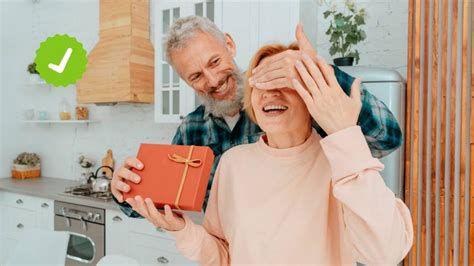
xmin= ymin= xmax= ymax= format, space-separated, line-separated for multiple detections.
xmin=76 ymin=0 xmax=154 ymax=104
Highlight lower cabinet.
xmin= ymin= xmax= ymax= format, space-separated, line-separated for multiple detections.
xmin=106 ymin=209 xmax=197 ymax=265
xmin=0 ymin=191 xmax=54 ymax=264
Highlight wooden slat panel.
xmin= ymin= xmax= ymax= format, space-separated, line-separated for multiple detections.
xmin=469 ymin=3 xmax=474 ymax=264
xmin=458 ymin=1 xmax=470 ymax=265
xmin=421 ymin=0 xmax=430 ymax=264
xmin=430 ymin=0 xmax=440 ymax=264
xmin=411 ymin=0 xmax=422 ymax=263
xmin=404 ymin=0 xmax=415 ymax=263
xmin=470 ymin=144 xmax=474 ymax=266
xmin=448 ymin=0 xmax=459 ymax=264
xmin=407 ymin=2 xmax=472 ymax=266
xmin=439 ymin=0 xmax=449 ymax=264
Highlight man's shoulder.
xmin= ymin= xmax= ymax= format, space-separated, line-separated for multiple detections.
xmin=181 ymin=105 xmax=206 ymax=123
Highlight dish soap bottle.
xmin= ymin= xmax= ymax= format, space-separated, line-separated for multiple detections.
xmin=59 ymin=97 xmax=71 ymax=120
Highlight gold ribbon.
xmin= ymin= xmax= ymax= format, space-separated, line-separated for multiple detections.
xmin=167 ymin=146 xmax=202 ymax=210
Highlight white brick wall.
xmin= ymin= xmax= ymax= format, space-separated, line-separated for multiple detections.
xmin=314 ymin=0 xmax=409 ymax=78
xmin=0 ymin=0 xmax=408 ymax=180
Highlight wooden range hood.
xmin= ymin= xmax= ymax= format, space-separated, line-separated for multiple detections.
xmin=77 ymin=0 xmax=154 ymax=104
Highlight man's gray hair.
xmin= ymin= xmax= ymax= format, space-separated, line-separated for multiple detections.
xmin=165 ymin=16 xmax=226 ymax=65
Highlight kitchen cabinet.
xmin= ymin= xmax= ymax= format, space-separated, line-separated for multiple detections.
xmin=106 ymin=209 xmax=129 ymax=255
xmin=154 ymin=0 xmax=318 ymax=123
xmin=106 ymin=209 xmax=197 ymax=265
xmin=0 ymin=191 xmax=54 ymax=264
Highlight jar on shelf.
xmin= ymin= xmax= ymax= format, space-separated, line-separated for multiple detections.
xmin=75 ymin=106 xmax=89 ymax=120
xmin=59 ymin=98 xmax=71 ymax=120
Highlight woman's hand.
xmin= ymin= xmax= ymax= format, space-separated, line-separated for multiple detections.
xmin=126 ymin=196 xmax=186 ymax=231
xmin=249 ymin=24 xmax=317 ymax=90
xmin=292 ymin=54 xmax=362 ymax=135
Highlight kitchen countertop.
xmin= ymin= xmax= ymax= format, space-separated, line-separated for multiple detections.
xmin=0 ymin=177 xmax=121 ymax=211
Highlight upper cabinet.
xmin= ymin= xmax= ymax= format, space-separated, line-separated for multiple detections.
xmin=77 ymin=0 xmax=155 ymax=104
xmin=154 ymin=0 xmax=318 ymax=123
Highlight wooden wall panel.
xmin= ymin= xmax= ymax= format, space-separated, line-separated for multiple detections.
xmin=406 ymin=0 xmax=472 ymax=265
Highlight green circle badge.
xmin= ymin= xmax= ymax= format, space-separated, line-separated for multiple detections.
xmin=35 ymin=34 xmax=87 ymax=87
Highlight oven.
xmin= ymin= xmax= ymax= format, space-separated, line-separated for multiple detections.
xmin=54 ymin=201 xmax=105 ymax=265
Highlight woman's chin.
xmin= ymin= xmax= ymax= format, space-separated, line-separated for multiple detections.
xmin=259 ymin=123 xmax=292 ymax=136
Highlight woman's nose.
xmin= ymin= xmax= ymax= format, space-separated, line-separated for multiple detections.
xmin=262 ymin=89 xmax=282 ymax=98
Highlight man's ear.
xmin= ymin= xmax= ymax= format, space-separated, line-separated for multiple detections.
xmin=224 ymin=32 xmax=236 ymax=57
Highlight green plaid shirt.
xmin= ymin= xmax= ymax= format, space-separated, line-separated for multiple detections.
xmin=115 ymin=65 xmax=403 ymax=217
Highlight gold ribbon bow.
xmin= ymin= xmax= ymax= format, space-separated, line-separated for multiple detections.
xmin=167 ymin=146 xmax=202 ymax=210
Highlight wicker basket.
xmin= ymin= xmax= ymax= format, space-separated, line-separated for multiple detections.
xmin=11 ymin=164 xmax=41 ymax=179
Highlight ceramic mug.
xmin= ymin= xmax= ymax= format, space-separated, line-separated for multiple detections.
xmin=38 ymin=111 xmax=49 ymax=120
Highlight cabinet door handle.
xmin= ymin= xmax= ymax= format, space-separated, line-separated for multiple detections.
xmin=112 ymin=216 xmax=122 ymax=222
xmin=17 ymin=223 xmax=24 ymax=229
xmin=41 ymin=203 xmax=49 ymax=208
xmin=16 ymin=199 xmax=23 ymax=205
xmin=156 ymin=227 xmax=165 ymax=233
xmin=157 ymin=256 xmax=169 ymax=264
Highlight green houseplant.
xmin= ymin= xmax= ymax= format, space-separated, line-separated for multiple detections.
xmin=323 ymin=0 xmax=367 ymax=66
xmin=27 ymin=62 xmax=44 ymax=84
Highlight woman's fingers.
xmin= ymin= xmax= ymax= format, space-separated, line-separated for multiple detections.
xmin=292 ymin=79 xmax=318 ymax=111
xmin=145 ymin=198 xmax=166 ymax=226
xmin=294 ymin=60 xmax=320 ymax=97
xmin=133 ymin=195 xmax=150 ymax=218
xmin=350 ymin=78 xmax=362 ymax=100
xmin=164 ymin=205 xmax=180 ymax=223
xmin=301 ymin=54 xmax=329 ymax=93
xmin=314 ymin=56 xmax=338 ymax=89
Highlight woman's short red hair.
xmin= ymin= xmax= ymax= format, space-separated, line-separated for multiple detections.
xmin=243 ymin=43 xmax=299 ymax=123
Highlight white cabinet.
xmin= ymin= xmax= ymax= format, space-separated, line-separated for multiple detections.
xmin=220 ymin=0 xmax=318 ymax=71
xmin=0 ymin=192 xmax=54 ymax=264
xmin=106 ymin=209 xmax=197 ymax=265
xmin=1 ymin=192 xmax=54 ymax=233
xmin=106 ymin=209 xmax=129 ymax=255
xmin=154 ymin=0 xmax=318 ymax=123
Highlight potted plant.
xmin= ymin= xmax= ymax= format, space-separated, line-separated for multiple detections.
xmin=323 ymin=0 xmax=367 ymax=66
xmin=12 ymin=152 xmax=41 ymax=179
xmin=27 ymin=62 xmax=43 ymax=84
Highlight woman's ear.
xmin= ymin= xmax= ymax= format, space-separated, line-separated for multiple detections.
xmin=224 ymin=33 xmax=237 ymax=57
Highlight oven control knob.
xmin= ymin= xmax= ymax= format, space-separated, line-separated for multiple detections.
xmin=86 ymin=212 xmax=94 ymax=221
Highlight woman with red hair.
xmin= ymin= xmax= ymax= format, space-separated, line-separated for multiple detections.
xmin=128 ymin=43 xmax=413 ymax=265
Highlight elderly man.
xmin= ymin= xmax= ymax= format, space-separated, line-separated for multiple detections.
xmin=112 ymin=16 xmax=402 ymax=217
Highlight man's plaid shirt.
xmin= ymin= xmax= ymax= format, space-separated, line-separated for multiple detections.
xmin=115 ymin=65 xmax=403 ymax=217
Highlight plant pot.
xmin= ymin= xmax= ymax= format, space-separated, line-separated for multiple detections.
xmin=29 ymin=74 xmax=44 ymax=84
xmin=333 ymin=57 xmax=354 ymax=67
xmin=12 ymin=163 xmax=41 ymax=179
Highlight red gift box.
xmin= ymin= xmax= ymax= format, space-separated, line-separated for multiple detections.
xmin=123 ymin=144 xmax=214 ymax=212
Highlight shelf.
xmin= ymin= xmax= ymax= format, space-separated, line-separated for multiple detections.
xmin=22 ymin=120 xmax=99 ymax=124
xmin=23 ymin=81 xmax=49 ymax=86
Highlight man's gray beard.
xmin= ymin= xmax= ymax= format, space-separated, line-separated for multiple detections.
xmin=198 ymin=69 xmax=244 ymax=118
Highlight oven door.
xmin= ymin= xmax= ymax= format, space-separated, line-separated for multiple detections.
xmin=54 ymin=215 xmax=104 ymax=265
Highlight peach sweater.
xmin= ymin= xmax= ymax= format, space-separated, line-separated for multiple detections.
xmin=170 ymin=126 xmax=413 ymax=265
